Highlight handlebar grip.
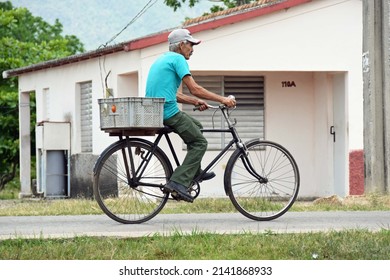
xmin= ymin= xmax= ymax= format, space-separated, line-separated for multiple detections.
xmin=193 ymin=98 xmax=235 ymax=111
xmin=194 ymin=104 xmax=215 ymax=110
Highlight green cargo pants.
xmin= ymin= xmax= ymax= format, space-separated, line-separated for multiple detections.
xmin=164 ymin=111 xmax=207 ymax=187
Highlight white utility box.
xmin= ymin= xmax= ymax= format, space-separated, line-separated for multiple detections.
xmin=36 ymin=122 xmax=71 ymax=198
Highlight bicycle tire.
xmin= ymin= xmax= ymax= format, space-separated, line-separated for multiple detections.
xmin=93 ymin=138 xmax=172 ymax=224
xmin=224 ymin=140 xmax=300 ymax=221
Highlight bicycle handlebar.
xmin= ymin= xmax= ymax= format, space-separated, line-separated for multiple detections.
xmin=193 ymin=95 xmax=236 ymax=111
xmin=193 ymin=104 xmax=220 ymax=111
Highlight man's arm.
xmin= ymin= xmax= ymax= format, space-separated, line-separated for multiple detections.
xmin=176 ymin=91 xmax=200 ymax=105
xmin=176 ymin=91 xmax=209 ymax=111
xmin=182 ymin=75 xmax=236 ymax=107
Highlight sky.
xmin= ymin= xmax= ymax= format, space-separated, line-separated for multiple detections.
xmin=9 ymin=0 xmax=219 ymax=51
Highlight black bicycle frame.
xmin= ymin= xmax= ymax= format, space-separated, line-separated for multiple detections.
xmin=121 ymin=107 xmax=266 ymax=189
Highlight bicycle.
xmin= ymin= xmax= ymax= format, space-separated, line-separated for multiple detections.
xmin=93 ymin=96 xmax=300 ymax=224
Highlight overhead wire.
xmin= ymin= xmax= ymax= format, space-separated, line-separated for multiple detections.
xmin=99 ymin=0 xmax=158 ymax=49
xmin=98 ymin=0 xmax=158 ymax=97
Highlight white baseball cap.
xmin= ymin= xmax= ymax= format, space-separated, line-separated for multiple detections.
xmin=168 ymin=29 xmax=201 ymax=45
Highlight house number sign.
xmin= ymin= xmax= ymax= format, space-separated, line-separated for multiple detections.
xmin=281 ymin=81 xmax=296 ymax=87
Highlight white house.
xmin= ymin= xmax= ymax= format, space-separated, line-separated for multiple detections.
xmin=3 ymin=0 xmax=364 ymax=199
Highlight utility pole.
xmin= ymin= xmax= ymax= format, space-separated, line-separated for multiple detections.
xmin=362 ymin=0 xmax=390 ymax=194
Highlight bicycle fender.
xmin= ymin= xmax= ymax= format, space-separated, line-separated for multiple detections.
xmin=223 ymin=147 xmax=242 ymax=196
xmin=222 ymin=138 xmax=265 ymax=195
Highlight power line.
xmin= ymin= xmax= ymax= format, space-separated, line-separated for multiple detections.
xmin=98 ymin=0 xmax=158 ymax=97
xmin=98 ymin=0 xmax=158 ymax=49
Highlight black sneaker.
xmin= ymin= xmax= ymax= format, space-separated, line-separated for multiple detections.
xmin=198 ymin=171 xmax=216 ymax=182
xmin=164 ymin=181 xmax=194 ymax=203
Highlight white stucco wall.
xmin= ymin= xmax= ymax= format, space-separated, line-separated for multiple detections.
xmin=188 ymin=0 xmax=363 ymax=150
xmin=16 ymin=0 xmax=362 ymax=198
xmin=136 ymin=0 xmax=362 ymax=197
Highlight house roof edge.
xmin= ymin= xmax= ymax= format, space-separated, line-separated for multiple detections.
xmin=3 ymin=0 xmax=311 ymax=78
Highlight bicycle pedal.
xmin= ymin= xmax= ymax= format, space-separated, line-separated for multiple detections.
xmin=171 ymin=191 xmax=181 ymax=201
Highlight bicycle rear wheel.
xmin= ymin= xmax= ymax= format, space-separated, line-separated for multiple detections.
xmin=224 ymin=140 xmax=299 ymax=221
xmin=93 ymin=138 xmax=172 ymax=224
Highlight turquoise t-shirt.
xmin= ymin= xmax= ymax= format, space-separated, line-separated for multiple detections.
xmin=146 ymin=52 xmax=191 ymax=120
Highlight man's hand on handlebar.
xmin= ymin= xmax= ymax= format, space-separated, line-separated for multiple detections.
xmin=222 ymin=96 xmax=236 ymax=108
xmin=194 ymin=95 xmax=236 ymax=111
xmin=195 ymin=99 xmax=209 ymax=111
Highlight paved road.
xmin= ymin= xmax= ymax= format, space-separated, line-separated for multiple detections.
xmin=0 ymin=211 xmax=389 ymax=239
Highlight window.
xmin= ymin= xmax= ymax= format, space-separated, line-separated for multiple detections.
xmin=79 ymin=81 xmax=93 ymax=153
xmin=182 ymin=75 xmax=264 ymax=150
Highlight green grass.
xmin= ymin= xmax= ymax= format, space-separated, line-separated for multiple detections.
xmin=1 ymin=189 xmax=390 ymax=260
xmin=1 ymin=194 xmax=390 ymax=216
xmin=0 ymin=229 xmax=389 ymax=260
xmin=0 ymin=179 xmax=20 ymax=200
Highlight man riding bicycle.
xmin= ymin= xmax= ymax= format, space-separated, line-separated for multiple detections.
xmin=145 ymin=28 xmax=236 ymax=202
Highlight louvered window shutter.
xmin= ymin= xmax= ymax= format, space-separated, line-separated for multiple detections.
xmin=80 ymin=81 xmax=93 ymax=153
xmin=183 ymin=75 xmax=264 ymax=150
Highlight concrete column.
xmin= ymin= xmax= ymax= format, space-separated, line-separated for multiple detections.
xmin=362 ymin=0 xmax=389 ymax=193
xmin=383 ymin=1 xmax=390 ymax=192
xmin=19 ymin=91 xmax=32 ymax=198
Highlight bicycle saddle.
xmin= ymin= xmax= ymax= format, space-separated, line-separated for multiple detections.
xmin=157 ymin=126 xmax=175 ymax=134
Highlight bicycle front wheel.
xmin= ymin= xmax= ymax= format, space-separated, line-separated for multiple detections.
xmin=224 ymin=140 xmax=299 ymax=221
xmin=93 ymin=138 xmax=172 ymax=224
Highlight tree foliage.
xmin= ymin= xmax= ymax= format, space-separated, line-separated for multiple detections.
xmin=0 ymin=1 xmax=84 ymax=190
xmin=0 ymin=91 xmax=19 ymax=190
xmin=164 ymin=0 xmax=254 ymax=13
xmin=0 ymin=1 xmax=84 ymax=88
